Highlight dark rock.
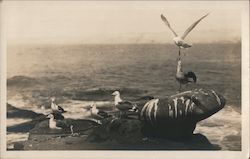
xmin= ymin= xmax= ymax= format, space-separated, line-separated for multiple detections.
xmin=21 ymin=89 xmax=227 ymax=150
xmin=141 ymin=121 xmax=196 ymax=139
xmin=185 ymin=133 xmax=221 ymax=150
xmin=13 ymin=142 xmax=24 ymax=150
xmin=7 ymin=115 xmax=47 ymax=133
xmin=7 ymin=104 xmax=47 ymax=132
xmin=137 ymin=95 xmax=155 ymax=101
xmin=51 ymin=112 xmax=65 ymax=120
xmin=7 ymin=103 xmax=44 ymax=119
xmin=139 ymin=89 xmax=226 ymax=138
xmin=23 ymin=116 xmax=220 ymax=150
xmin=105 ymin=118 xmax=144 ymax=144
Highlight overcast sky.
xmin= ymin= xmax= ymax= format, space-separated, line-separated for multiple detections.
xmin=2 ymin=1 xmax=246 ymax=44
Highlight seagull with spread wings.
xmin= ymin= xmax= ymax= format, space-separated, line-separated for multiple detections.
xmin=161 ymin=13 xmax=209 ymax=56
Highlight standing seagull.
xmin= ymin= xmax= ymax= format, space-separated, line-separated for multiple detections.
xmin=47 ymin=114 xmax=66 ymax=129
xmin=176 ymin=58 xmax=197 ymax=91
xmin=90 ymin=103 xmax=109 ymax=119
xmin=47 ymin=114 xmax=74 ymax=135
xmin=50 ymin=97 xmax=67 ymax=113
xmin=111 ymin=91 xmax=138 ymax=117
xmin=161 ymin=13 xmax=209 ymax=56
xmin=82 ymin=103 xmax=109 ymax=124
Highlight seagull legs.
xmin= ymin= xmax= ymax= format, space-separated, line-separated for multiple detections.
xmin=70 ymin=125 xmax=74 ymax=135
xmin=119 ymin=111 xmax=126 ymax=119
xmin=177 ymin=49 xmax=181 ymax=61
xmin=69 ymin=125 xmax=79 ymax=136
xmin=116 ymin=111 xmax=128 ymax=119
xmin=116 ymin=111 xmax=122 ymax=119
xmin=179 ymin=83 xmax=182 ymax=92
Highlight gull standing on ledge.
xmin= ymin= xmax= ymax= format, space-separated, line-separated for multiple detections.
xmin=90 ymin=103 xmax=109 ymax=118
xmin=160 ymin=13 xmax=209 ymax=56
xmin=50 ymin=97 xmax=67 ymax=113
xmin=112 ymin=91 xmax=138 ymax=117
xmin=47 ymin=114 xmax=74 ymax=135
xmin=82 ymin=103 xmax=110 ymax=125
xmin=176 ymin=58 xmax=197 ymax=91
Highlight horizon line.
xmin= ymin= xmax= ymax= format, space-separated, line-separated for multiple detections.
xmin=8 ymin=41 xmax=241 ymax=46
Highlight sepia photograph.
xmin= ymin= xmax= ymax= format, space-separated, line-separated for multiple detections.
xmin=0 ymin=0 xmax=249 ymax=158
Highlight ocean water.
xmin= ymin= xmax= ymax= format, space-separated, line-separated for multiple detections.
xmin=6 ymin=43 xmax=241 ymax=150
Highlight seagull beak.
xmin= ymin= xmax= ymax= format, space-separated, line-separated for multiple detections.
xmin=111 ymin=92 xmax=116 ymax=96
xmin=90 ymin=102 xmax=96 ymax=107
xmin=50 ymin=97 xmax=55 ymax=102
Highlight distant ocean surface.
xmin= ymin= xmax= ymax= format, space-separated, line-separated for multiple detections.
xmin=6 ymin=43 xmax=241 ymax=150
xmin=7 ymin=43 xmax=241 ymax=107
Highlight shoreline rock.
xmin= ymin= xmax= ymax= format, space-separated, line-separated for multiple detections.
xmin=7 ymin=88 xmax=227 ymax=150
xmin=23 ymin=117 xmax=219 ymax=150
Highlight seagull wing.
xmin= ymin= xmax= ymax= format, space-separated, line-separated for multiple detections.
xmin=57 ymin=105 xmax=67 ymax=113
xmin=52 ymin=112 xmax=65 ymax=120
xmin=56 ymin=120 xmax=68 ymax=129
xmin=97 ymin=110 xmax=109 ymax=118
xmin=181 ymin=13 xmax=209 ymax=39
xmin=117 ymin=101 xmax=138 ymax=111
xmin=116 ymin=101 xmax=133 ymax=110
xmin=185 ymin=71 xmax=197 ymax=83
xmin=161 ymin=14 xmax=178 ymax=37
xmin=58 ymin=106 xmax=64 ymax=111
xmin=137 ymin=96 xmax=155 ymax=101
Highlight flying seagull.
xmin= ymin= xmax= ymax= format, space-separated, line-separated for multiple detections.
xmin=161 ymin=13 xmax=209 ymax=56
xmin=112 ymin=91 xmax=138 ymax=118
xmin=176 ymin=58 xmax=197 ymax=91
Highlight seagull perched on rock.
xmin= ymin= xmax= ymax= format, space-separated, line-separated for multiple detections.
xmin=111 ymin=91 xmax=138 ymax=117
xmin=161 ymin=13 xmax=209 ymax=56
xmin=50 ymin=97 xmax=67 ymax=113
xmin=82 ymin=103 xmax=110 ymax=124
xmin=176 ymin=58 xmax=197 ymax=91
xmin=47 ymin=114 xmax=74 ymax=135
xmin=89 ymin=103 xmax=109 ymax=119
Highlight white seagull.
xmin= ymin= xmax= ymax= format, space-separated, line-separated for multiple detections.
xmin=161 ymin=13 xmax=209 ymax=56
xmin=89 ymin=103 xmax=109 ymax=119
xmin=50 ymin=97 xmax=67 ymax=113
xmin=176 ymin=58 xmax=197 ymax=91
xmin=82 ymin=103 xmax=109 ymax=124
xmin=47 ymin=114 xmax=74 ymax=135
xmin=111 ymin=91 xmax=138 ymax=117
xmin=47 ymin=114 xmax=64 ymax=129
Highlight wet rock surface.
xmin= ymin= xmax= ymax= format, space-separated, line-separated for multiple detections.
xmin=23 ymin=117 xmax=218 ymax=150
xmin=7 ymin=103 xmax=44 ymax=119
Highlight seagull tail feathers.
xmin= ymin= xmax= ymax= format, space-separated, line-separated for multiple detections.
xmin=131 ymin=104 xmax=139 ymax=112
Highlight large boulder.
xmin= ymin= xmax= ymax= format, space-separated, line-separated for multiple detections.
xmin=139 ymin=89 xmax=226 ymax=138
xmin=7 ymin=103 xmax=44 ymax=119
